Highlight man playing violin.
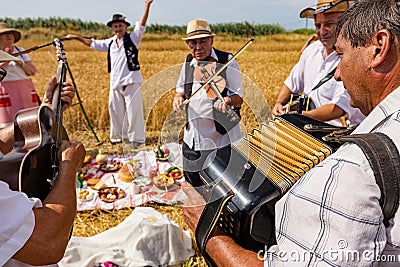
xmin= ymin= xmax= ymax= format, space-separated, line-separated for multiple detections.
xmin=173 ymin=19 xmax=244 ymax=187
xmin=0 ymin=50 xmax=86 ymax=266
xmin=272 ymin=0 xmax=365 ymax=127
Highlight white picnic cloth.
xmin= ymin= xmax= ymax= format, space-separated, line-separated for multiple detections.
xmin=59 ymin=207 xmax=193 ymax=267
xmin=77 ymin=143 xmax=186 ymax=211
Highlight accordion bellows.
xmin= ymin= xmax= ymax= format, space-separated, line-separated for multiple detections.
xmin=234 ymin=117 xmax=333 ymax=194
xmin=198 ymin=115 xmax=335 ymax=252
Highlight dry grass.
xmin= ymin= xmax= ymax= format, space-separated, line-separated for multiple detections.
xmin=17 ymin=32 xmax=310 ymax=266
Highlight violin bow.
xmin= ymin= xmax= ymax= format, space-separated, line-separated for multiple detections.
xmin=177 ymin=38 xmax=255 ymax=111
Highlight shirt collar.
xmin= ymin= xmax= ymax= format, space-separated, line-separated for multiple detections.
xmin=354 ymin=86 xmax=400 ymax=133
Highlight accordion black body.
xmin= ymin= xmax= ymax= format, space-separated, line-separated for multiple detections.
xmin=196 ymin=114 xmax=339 ymax=254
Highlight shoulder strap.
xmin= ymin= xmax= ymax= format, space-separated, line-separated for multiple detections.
xmin=334 ymin=132 xmax=400 ymax=226
xmin=195 ymin=181 xmax=233 ymax=267
xmin=310 ymin=67 xmax=337 ymax=91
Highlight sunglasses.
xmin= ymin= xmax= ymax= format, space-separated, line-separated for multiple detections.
xmin=0 ymin=67 xmax=7 ymax=82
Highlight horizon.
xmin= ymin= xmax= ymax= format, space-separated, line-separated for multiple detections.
xmin=2 ymin=0 xmax=317 ymax=31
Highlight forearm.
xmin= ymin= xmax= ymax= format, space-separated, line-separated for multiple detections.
xmin=18 ymin=60 xmax=36 ymax=76
xmin=206 ymin=235 xmax=264 ymax=267
xmin=302 ymin=103 xmax=345 ymax=122
xmin=275 ymin=84 xmax=292 ymax=106
xmin=139 ymin=2 xmax=152 ymax=26
xmin=14 ymin=160 xmax=80 ymax=264
xmin=67 ymin=34 xmax=92 ymax=46
xmin=0 ymin=125 xmax=15 ymax=155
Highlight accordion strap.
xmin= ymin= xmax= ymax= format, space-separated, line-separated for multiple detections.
xmin=333 ymin=132 xmax=400 ymax=226
xmin=195 ymin=181 xmax=234 ymax=267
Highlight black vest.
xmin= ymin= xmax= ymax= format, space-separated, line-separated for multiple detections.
xmin=183 ymin=48 xmax=241 ymax=135
xmin=107 ymin=33 xmax=140 ymax=73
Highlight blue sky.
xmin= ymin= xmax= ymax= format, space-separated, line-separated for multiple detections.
xmin=2 ymin=0 xmax=317 ymax=30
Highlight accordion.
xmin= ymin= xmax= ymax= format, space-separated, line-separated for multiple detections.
xmin=195 ymin=114 xmax=339 ymax=258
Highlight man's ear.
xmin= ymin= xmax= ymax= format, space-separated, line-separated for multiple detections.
xmin=371 ymin=29 xmax=391 ymax=68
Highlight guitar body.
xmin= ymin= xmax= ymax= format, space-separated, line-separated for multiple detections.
xmin=0 ymin=105 xmax=68 ymax=201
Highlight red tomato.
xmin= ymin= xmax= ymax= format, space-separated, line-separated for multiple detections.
xmin=173 ymin=172 xmax=181 ymax=178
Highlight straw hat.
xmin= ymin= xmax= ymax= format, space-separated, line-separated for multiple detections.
xmin=0 ymin=22 xmax=21 ymax=43
xmin=0 ymin=50 xmax=20 ymax=62
xmin=300 ymin=0 xmax=354 ymax=18
xmin=182 ymin=19 xmax=216 ymax=40
xmin=107 ymin=14 xmax=131 ymax=27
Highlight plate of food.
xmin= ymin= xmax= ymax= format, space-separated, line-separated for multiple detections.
xmin=77 ymin=189 xmax=95 ymax=201
xmin=100 ymin=162 xmax=121 ymax=173
xmin=98 ymin=187 xmax=125 ymax=203
xmin=153 ymin=145 xmax=170 ymax=161
xmin=164 ymin=166 xmax=184 ymax=181
xmin=152 ymin=174 xmax=175 ymax=190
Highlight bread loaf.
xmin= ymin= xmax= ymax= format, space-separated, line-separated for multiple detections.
xmin=119 ymin=164 xmax=134 ymax=183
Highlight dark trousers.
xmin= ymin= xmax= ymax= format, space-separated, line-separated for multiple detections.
xmin=182 ymin=141 xmax=215 ymax=187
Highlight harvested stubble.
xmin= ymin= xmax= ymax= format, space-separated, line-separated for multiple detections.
xmin=18 ymin=31 xmax=310 ymax=266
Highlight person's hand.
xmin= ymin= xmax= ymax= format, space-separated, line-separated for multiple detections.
xmin=145 ymin=0 xmax=153 ymax=5
xmin=213 ymin=99 xmax=229 ymax=113
xmin=63 ymin=34 xmax=76 ymax=40
xmin=173 ymin=93 xmax=184 ymax=113
xmin=272 ymin=102 xmax=286 ymax=116
xmin=42 ymin=77 xmax=75 ymax=110
xmin=59 ymin=140 xmax=86 ymax=171
xmin=181 ymin=182 xmax=206 ymax=232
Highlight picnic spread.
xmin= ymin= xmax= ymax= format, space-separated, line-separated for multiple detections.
xmin=76 ymin=143 xmax=188 ymax=211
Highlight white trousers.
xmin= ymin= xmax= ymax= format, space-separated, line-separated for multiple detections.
xmin=108 ymin=83 xmax=145 ymax=143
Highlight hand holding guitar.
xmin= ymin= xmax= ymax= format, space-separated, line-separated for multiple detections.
xmin=42 ymin=77 xmax=75 ymax=110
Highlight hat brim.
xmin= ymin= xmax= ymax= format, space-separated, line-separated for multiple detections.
xmin=300 ymin=0 xmax=353 ymax=18
xmin=0 ymin=29 xmax=21 ymax=43
xmin=182 ymin=33 xmax=216 ymax=41
xmin=107 ymin=20 xmax=131 ymax=28
xmin=0 ymin=50 xmax=20 ymax=62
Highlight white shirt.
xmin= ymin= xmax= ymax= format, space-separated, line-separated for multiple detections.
xmin=265 ymin=87 xmax=400 ymax=266
xmin=3 ymin=46 xmax=32 ymax=82
xmin=0 ymin=180 xmax=42 ymax=266
xmin=284 ymin=41 xmax=365 ymax=127
xmin=90 ymin=22 xmax=145 ymax=89
xmin=176 ymin=48 xmax=244 ymax=150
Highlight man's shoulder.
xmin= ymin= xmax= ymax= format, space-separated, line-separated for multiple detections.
xmin=301 ymin=40 xmax=323 ymax=56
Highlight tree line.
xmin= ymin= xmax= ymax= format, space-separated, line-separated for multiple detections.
xmin=0 ymin=17 xmax=315 ymax=38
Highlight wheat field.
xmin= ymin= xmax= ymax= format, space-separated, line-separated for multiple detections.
xmin=18 ymin=32 xmax=310 ymax=266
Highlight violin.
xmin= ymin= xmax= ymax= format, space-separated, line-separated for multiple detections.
xmin=177 ymin=38 xmax=254 ymax=110
xmin=193 ymin=58 xmax=226 ymax=99
xmin=0 ymin=39 xmax=69 ymax=201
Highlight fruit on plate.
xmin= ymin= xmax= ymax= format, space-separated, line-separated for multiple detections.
xmin=153 ymin=174 xmax=175 ymax=189
xmin=164 ymin=166 xmax=184 ymax=180
xmin=153 ymin=145 xmax=170 ymax=159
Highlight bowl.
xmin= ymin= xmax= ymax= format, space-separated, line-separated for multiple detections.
xmin=164 ymin=166 xmax=184 ymax=181
xmin=98 ymin=187 xmax=125 ymax=203
xmin=153 ymin=174 xmax=175 ymax=190
xmin=100 ymin=162 xmax=121 ymax=173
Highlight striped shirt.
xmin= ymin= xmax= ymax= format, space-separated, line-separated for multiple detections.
xmin=265 ymin=87 xmax=400 ymax=266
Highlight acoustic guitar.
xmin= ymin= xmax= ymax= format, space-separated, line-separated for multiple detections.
xmin=0 ymin=39 xmax=69 ymax=201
